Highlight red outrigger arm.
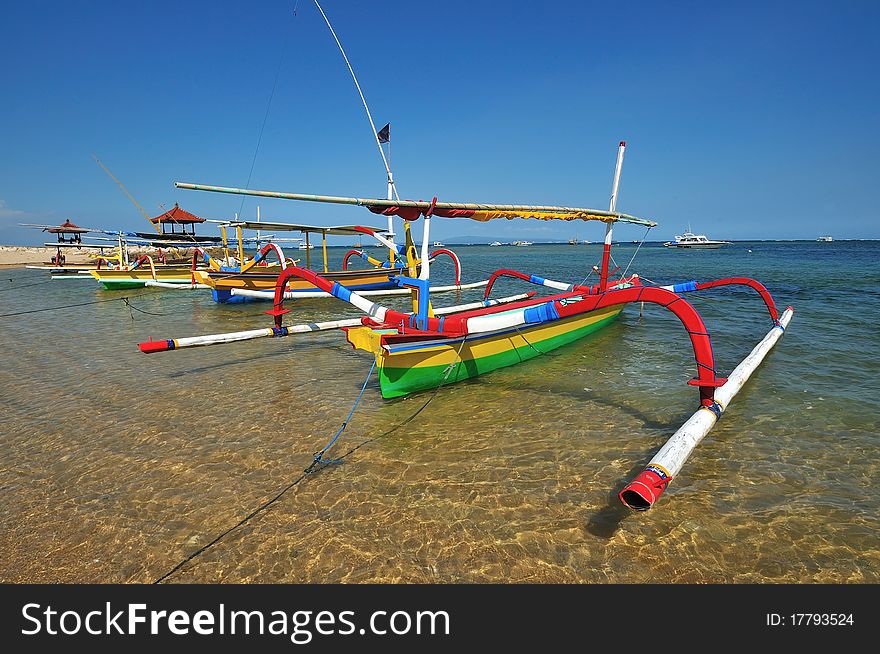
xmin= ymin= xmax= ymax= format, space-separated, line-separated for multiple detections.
xmin=342 ymin=249 xmax=364 ymax=270
xmin=342 ymin=247 xmax=461 ymax=285
xmin=695 ymin=278 xmax=779 ymax=323
xmin=128 ymin=255 xmax=157 ymax=278
xmin=428 ymin=248 xmax=461 ymax=285
xmin=266 ymin=266 xmax=727 ymax=407
xmin=483 ymin=269 xmax=585 ymax=298
xmin=549 ymin=285 xmax=726 ymax=407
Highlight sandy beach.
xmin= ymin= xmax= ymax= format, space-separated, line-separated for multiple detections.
xmin=0 ymin=244 xmax=219 ymax=268
xmin=0 ymin=245 xmax=99 ymax=268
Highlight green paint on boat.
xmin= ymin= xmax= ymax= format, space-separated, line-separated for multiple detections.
xmin=100 ymin=281 xmax=149 ymax=290
xmin=378 ymin=309 xmax=623 ymax=398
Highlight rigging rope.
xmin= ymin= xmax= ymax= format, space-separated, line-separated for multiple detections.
xmin=236 ymin=8 xmax=294 ymax=219
xmin=313 ymin=335 xmax=470 ymax=470
xmin=619 ymin=226 xmax=653 ymax=280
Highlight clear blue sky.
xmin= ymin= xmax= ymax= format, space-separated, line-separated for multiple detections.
xmin=1 ymin=0 xmax=877 ymax=244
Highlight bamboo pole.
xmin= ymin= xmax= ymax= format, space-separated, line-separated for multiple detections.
xmin=174 ymin=182 xmax=657 ymax=227
xmin=138 ymin=292 xmax=530 ymax=354
xmin=229 ymin=279 xmax=489 ymax=300
xmin=619 ymin=307 xmax=795 ymax=511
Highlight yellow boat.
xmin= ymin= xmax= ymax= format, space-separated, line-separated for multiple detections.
xmin=194 ymin=220 xmax=424 ymax=303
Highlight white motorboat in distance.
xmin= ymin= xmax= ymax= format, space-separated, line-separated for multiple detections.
xmin=663 ymin=230 xmax=731 ymax=249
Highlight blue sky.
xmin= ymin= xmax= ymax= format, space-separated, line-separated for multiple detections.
xmin=1 ymin=0 xmax=877 ymax=244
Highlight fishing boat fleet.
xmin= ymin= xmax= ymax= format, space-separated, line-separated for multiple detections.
xmin=26 ymin=169 xmax=793 ymax=513
xmin=127 ymin=141 xmax=793 ymax=511
xmin=20 ymin=2 xmax=795 ymax=516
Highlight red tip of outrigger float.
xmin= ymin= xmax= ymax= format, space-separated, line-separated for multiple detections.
xmin=619 ymin=468 xmax=672 ymax=511
xmin=138 ymin=338 xmax=172 ymax=354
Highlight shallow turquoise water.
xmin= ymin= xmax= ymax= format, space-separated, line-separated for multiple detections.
xmin=0 ymin=241 xmax=877 ymax=583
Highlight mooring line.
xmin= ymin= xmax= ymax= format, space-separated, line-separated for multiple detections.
xmin=153 ymin=337 xmax=469 ymax=582
xmin=305 ymin=358 xmax=378 ymax=471
xmin=0 ymin=278 xmax=54 ymax=293
xmin=154 ymin=359 xmax=379 ymax=583
xmin=318 ymin=336 xmax=470 ymax=468
xmin=0 ymin=289 xmax=156 ymax=318
xmin=122 ymin=297 xmax=175 ymax=317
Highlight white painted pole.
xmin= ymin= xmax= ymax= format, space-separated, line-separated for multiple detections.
xmin=256 ymin=205 xmax=261 ymax=245
xmin=419 ymin=216 xmax=431 ymax=280
xmin=600 ymin=141 xmax=626 ymax=289
xmin=144 ymin=281 xmax=211 ymax=289
xmin=311 ymin=0 xmax=399 ymax=266
xmin=619 ymin=307 xmax=795 ymax=510
xmin=229 ymin=279 xmax=489 ymax=300
xmin=138 ymin=292 xmax=530 ymax=353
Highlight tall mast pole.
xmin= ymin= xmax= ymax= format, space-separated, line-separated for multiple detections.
xmin=256 ymin=205 xmax=261 ymax=245
xmin=312 ymin=0 xmax=399 ymax=256
xmin=599 ymin=141 xmax=626 ymax=291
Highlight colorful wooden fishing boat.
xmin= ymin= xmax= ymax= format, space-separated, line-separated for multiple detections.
xmin=193 ymin=220 xmax=467 ymax=303
xmin=140 ymin=142 xmax=795 ymax=512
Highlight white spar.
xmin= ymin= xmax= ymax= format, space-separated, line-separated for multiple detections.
xmin=138 ymin=292 xmax=532 ymax=353
xmin=229 ymin=279 xmax=489 ymax=300
xmin=619 ymin=306 xmax=795 ymax=510
xmin=144 ymin=280 xmax=211 ymax=289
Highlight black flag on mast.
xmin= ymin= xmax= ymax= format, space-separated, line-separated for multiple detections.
xmin=377 ymin=123 xmax=390 ymax=143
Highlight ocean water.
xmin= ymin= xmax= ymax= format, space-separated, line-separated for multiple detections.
xmin=0 ymin=240 xmax=877 ymax=583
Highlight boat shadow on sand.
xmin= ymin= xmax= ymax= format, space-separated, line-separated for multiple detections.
xmin=492 ymin=376 xmax=689 ymax=539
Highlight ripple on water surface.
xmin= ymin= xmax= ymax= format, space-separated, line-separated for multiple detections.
xmin=0 ymin=242 xmax=878 ymax=582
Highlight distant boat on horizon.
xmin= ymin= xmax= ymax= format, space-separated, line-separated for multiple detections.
xmin=489 ymin=241 xmax=503 ymax=246
xmin=663 ymin=228 xmax=731 ymax=249
xmin=512 ymin=240 xmax=532 ymax=247
xmin=432 ymin=241 xmax=444 ymax=247
xmin=816 ymin=235 xmax=833 ymax=242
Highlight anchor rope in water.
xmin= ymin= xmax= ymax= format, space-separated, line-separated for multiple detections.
xmin=153 ymin=336 xmax=469 ymax=583
xmin=154 ymin=362 xmax=376 ymax=584
xmin=0 ymin=278 xmax=55 ymax=293
xmin=121 ymin=297 xmax=175 ymax=317
xmin=314 ymin=335 xmax=470 ymax=470
xmin=305 ymin=357 xmax=377 ymax=471
xmin=0 ymin=289 xmax=156 ymax=318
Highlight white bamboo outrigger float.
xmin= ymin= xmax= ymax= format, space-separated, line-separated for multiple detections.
xmin=619 ymin=306 xmax=795 ymax=510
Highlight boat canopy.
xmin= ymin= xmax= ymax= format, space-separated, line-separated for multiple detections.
xmin=174 ymin=182 xmax=658 ymax=228
xmin=227 ymin=220 xmax=375 ymax=236
xmin=45 ymin=219 xmax=90 ymax=234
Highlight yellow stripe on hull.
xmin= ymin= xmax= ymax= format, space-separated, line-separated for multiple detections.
xmin=193 ymin=268 xmax=395 ymax=292
xmin=346 ymin=305 xmax=624 ymax=397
